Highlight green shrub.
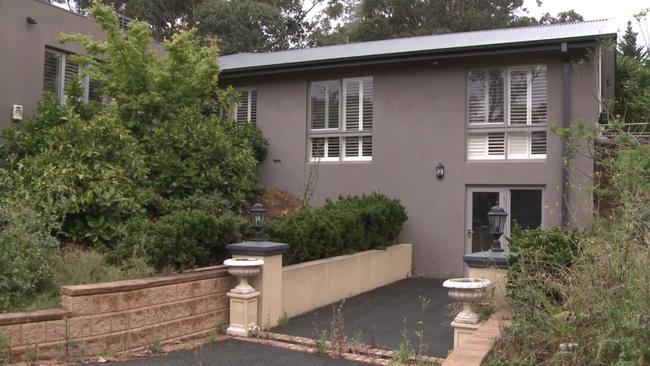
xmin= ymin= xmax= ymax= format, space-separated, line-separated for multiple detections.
xmin=145 ymin=110 xmax=259 ymax=205
xmin=506 ymin=226 xmax=580 ymax=316
xmin=113 ymin=210 xmax=250 ymax=271
xmin=265 ymin=193 xmax=407 ymax=264
xmin=0 ymin=200 xmax=58 ymax=313
xmin=508 ymin=226 xmax=580 ymax=267
xmin=4 ymin=110 xmax=148 ymax=247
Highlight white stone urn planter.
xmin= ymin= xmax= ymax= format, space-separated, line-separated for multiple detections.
xmin=443 ymin=278 xmax=491 ymax=325
xmin=224 ymin=258 xmax=264 ymax=294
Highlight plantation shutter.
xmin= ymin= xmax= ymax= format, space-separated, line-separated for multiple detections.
xmin=345 ymin=80 xmax=360 ymax=131
xmin=236 ymin=91 xmax=249 ymax=123
xmin=88 ymin=78 xmax=103 ymax=103
xmin=362 ymin=136 xmax=372 ymax=157
xmin=345 ymin=136 xmax=359 ymax=157
xmin=467 ymin=132 xmax=505 ymax=160
xmin=530 ymin=66 xmax=547 ymax=124
xmin=311 ymin=137 xmax=325 ymax=159
xmin=531 ymin=131 xmax=547 ymax=158
xmin=487 ymin=69 xmax=505 ymax=123
xmin=43 ymin=50 xmax=61 ymax=96
xmin=507 ymin=132 xmax=529 ymax=159
xmin=311 ymin=81 xmax=339 ymax=129
xmin=509 ymin=69 xmax=528 ymax=125
xmin=250 ymin=90 xmax=257 ymax=124
xmin=468 ymin=69 xmax=503 ymax=124
xmin=468 ymin=70 xmax=486 ymax=124
xmin=362 ymin=79 xmax=373 ymax=130
xmin=64 ymin=60 xmax=79 ymax=88
xmin=344 ymin=78 xmax=373 ymax=131
xmin=310 ymin=137 xmax=340 ymax=161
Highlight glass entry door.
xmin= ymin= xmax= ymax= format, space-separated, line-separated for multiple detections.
xmin=465 ymin=187 xmax=544 ymax=255
xmin=467 ymin=188 xmax=506 ymax=253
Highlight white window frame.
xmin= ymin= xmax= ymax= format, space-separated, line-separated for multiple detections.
xmin=308 ymin=137 xmax=340 ymax=162
xmin=308 ymin=77 xmax=373 ymax=162
xmin=233 ymin=87 xmax=257 ymax=124
xmin=467 ymin=65 xmax=548 ymax=161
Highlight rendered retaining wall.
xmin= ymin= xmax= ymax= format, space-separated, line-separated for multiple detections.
xmin=281 ymin=243 xmax=412 ymax=318
xmin=0 ymin=266 xmax=235 ymax=362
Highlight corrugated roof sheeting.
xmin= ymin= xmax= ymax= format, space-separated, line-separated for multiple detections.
xmin=219 ymin=19 xmax=616 ymax=72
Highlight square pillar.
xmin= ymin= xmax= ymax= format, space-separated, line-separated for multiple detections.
xmin=451 ymin=321 xmax=481 ymax=349
xmin=227 ymin=241 xmax=289 ymax=330
xmin=226 ymin=290 xmax=261 ymax=337
xmin=464 ymin=250 xmax=514 ymax=317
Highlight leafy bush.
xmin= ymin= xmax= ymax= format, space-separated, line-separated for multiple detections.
xmin=112 ymin=210 xmax=250 ymax=271
xmin=7 ymin=110 xmax=148 ymax=246
xmin=508 ymin=226 xmax=580 ymax=267
xmin=265 ymin=193 xmax=407 ymax=264
xmin=489 ymin=134 xmax=650 ymax=365
xmin=0 ymin=201 xmax=58 ymax=313
xmin=145 ymin=110 xmax=259 ymax=205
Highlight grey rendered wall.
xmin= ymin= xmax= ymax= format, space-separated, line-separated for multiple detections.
xmin=230 ymin=49 xmax=601 ymax=277
xmin=0 ymin=0 xmax=106 ymax=128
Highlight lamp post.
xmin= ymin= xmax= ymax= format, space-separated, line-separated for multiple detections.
xmin=250 ymin=202 xmax=266 ymax=242
xmin=487 ymin=205 xmax=507 ymax=252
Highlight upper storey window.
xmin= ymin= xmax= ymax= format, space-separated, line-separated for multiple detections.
xmin=467 ymin=65 xmax=547 ymax=160
xmin=308 ymin=77 xmax=373 ymax=162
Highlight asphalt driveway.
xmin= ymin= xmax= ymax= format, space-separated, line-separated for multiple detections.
xmin=273 ymin=277 xmax=454 ymax=358
xmin=84 ymin=338 xmax=368 ymax=366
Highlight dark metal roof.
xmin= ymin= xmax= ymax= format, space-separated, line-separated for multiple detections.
xmin=219 ymin=19 xmax=615 ymax=76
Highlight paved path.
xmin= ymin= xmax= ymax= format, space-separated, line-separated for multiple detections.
xmin=274 ymin=277 xmax=454 ymax=358
xmin=84 ymin=339 xmax=368 ymax=366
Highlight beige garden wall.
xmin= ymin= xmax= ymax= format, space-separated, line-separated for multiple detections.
xmin=281 ymin=244 xmax=412 ymax=318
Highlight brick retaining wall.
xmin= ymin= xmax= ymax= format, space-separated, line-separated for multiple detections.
xmin=0 ymin=265 xmax=235 ymax=362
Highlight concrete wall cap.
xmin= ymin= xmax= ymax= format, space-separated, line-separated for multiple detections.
xmin=463 ymin=250 xmax=515 ymax=269
xmin=0 ymin=308 xmax=70 ymax=326
xmin=226 ymin=241 xmax=289 ymax=256
xmin=61 ymin=265 xmax=230 ymax=296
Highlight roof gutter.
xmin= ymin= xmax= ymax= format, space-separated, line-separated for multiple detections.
xmin=220 ymin=38 xmax=604 ymax=79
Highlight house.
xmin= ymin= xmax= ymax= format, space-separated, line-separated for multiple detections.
xmin=0 ymin=0 xmax=134 ymax=126
xmin=218 ymin=21 xmax=617 ymax=276
xmin=0 ymin=0 xmax=616 ymax=277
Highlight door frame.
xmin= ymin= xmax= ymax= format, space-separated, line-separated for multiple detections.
xmin=465 ymin=185 xmax=546 ymax=256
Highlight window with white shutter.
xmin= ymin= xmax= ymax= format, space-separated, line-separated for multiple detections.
xmin=467 ymin=65 xmax=547 ymax=160
xmin=43 ymin=48 xmax=97 ymax=105
xmin=308 ymin=77 xmax=373 ymax=162
xmin=43 ymin=50 xmax=61 ymax=96
xmin=234 ymin=88 xmax=257 ymax=124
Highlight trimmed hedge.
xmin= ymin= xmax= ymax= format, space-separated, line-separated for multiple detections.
xmin=265 ymin=193 xmax=407 ymax=265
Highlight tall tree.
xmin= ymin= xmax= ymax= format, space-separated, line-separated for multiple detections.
xmin=619 ymin=21 xmax=647 ymax=60
xmin=72 ymin=0 xmax=322 ymax=53
xmin=311 ymin=0 xmax=584 ymax=45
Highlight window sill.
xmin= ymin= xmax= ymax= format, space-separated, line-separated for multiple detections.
xmin=307 ymin=160 xmax=373 ymax=165
xmin=466 ymin=158 xmax=547 ymax=163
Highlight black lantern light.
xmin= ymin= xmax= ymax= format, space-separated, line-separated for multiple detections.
xmin=435 ymin=163 xmax=445 ymax=179
xmin=487 ymin=205 xmax=508 ymax=252
xmin=250 ymin=202 xmax=266 ymax=241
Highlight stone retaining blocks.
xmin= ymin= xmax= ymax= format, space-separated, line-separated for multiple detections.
xmin=0 ymin=266 xmax=235 ymax=363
